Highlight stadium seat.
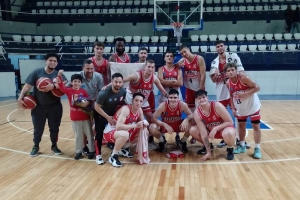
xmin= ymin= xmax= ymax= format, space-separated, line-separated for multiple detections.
xmin=206 ymin=0 xmax=213 ymax=4
xmin=247 ymin=6 xmax=254 ymax=11
xmin=98 ymin=36 xmax=105 ymax=42
xmin=36 ymin=2 xmax=43 ymax=6
xmin=246 ymin=34 xmax=254 ymax=41
xmin=44 ymin=1 xmax=50 ymax=6
xmin=191 ymin=46 xmax=199 ymax=53
xmin=206 ymin=7 xmax=214 ymax=12
xmin=223 ymin=7 xmax=230 ymax=11
xmin=131 ymin=46 xmax=139 ymax=53
xmin=73 ymin=36 xmax=81 ymax=42
xmin=74 ymin=1 xmax=80 ymax=6
xmin=104 ymin=47 xmax=111 ymax=53
xmin=200 ymin=35 xmax=208 ymax=42
xmin=88 ymin=36 xmax=96 ymax=43
xmin=142 ymin=36 xmax=150 ymax=43
xmin=62 ymin=9 xmax=69 ymax=14
xmin=108 ymin=9 xmax=115 ymax=14
xmin=12 ymin=35 xmax=22 ymax=42
xmin=52 ymin=1 xmax=58 ymax=6
xmin=277 ymin=44 xmax=286 ymax=51
xmin=227 ymin=34 xmax=235 ymax=41
xmin=214 ymin=0 xmax=221 ymax=3
xmin=274 ymin=33 xmax=283 ymax=40
xmin=151 ymin=36 xmax=159 ymax=43
xmin=126 ymin=0 xmax=133 ymax=5
xmin=191 ymin=35 xmax=199 ymax=42
xmin=239 ymin=6 xmax=246 ymax=11
xmin=89 ymin=1 xmax=96 ymax=6
xmin=125 ymin=46 xmax=130 ymax=52
xmin=255 ymin=34 xmax=264 ymax=40
xmin=160 ymin=36 xmax=168 ymax=43
xmin=281 ymin=5 xmax=287 ymax=10
xmin=222 ymin=0 xmax=229 ymax=3
xmin=256 ymin=6 xmax=263 ymax=11
xmin=272 ymin=5 xmax=280 ymax=10
xmin=210 ymin=46 xmax=217 ymax=52
xmin=47 ymin=9 xmax=54 ymax=14
xmin=124 ymin=8 xmax=131 ymax=13
xmin=124 ymin=36 xmax=132 ymax=43
xmin=237 ymin=34 xmax=245 ymax=41
xmin=78 ymin=9 xmax=85 ymax=14
xmin=239 ymin=45 xmax=248 ymax=52
xmin=106 ymin=36 xmax=114 ymax=43
xmin=66 ymin=1 xmax=73 ymax=6
xmin=134 ymin=0 xmax=140 ymax=5
xmin=149 ymin=47 xmax=157 ymax=53
xmin=248 ymin=45 xmax=257 ymax=51
xmin=265 ymin=34 xmax=273 ymax=40
xmin=44 ymin=36 xmax=53 ymax=42
xmin=258 ymin=44 xmax=266 ymax=51
xmin=200 ymin=46 xmax=208 ymax=52
xmin=32 ymin=10 xmax=37 ymax=14
xmin=93 ymin=9 xmax=100 ymax=14
xmin=71 ymin=9 xmax=77 ymax=14
xmin=96 ymin=1 xmax=102 ymax=6
xmin=237 ymin=0 xmax=244 ymax=3
xmin=133 ymin=36 xmax=142 ymax=42
xmin=81 ymin=36 xmax=89 ymax=43
xmin=229 ymin=45 xmax=237 ymax=52
xmin=140 ymin=8 xmax=147 ymax=13
xmin=215 ymin=7 xmax=222 ymax=12
xmin=264 ymin=5 xmax=269 ymax=10
xmin=283 ymin=33 xmax=292 ymax=40
xmin=229 ymin=0 xmax=236 ymax=3
xmin=218 ymin=34 xmax=226 ymax=41
xmin=294 ymin=33 xmax=300 ymax=40
xmin=54 ymin=36 xmax=62 ymax=42
xmin=23 ymin=35 xmax=32 ymax=42
xmin=287 ymin=44 xmax=296 ymax=51
xmin=116 ymin=8 xmax=123 ymax=13
xmin=64 ymin=36 xmax=72 ymax=42
xmin=270 ymin=44 xmax=276 ymax=51
xmin=54 ymin=9 xmax=61 ymax=14
xmin=158 ymin=46 xmax=167 ymax=53
xmin=34 ymin=36 xmax=43 ymax=42
xmin=111 ymin=1 xmax=118 ymax=5
xmin=86 ymin=9 xmax=92 ymax=14
xmin=119 ymin=1 xmax=125 ymax=5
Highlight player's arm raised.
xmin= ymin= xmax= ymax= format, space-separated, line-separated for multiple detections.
xmin=198 ymin=56 xmax=206 ymax=90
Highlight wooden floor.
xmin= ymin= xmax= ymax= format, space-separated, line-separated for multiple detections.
xmin=0 ymin=99 xmax=300 ymax=200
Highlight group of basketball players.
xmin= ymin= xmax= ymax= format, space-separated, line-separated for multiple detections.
xmin=18 ymin=37 xmax=262 ymax=168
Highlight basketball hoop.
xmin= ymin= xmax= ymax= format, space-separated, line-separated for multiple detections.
xmin=171 ymin=22 xmax=184 ymax=47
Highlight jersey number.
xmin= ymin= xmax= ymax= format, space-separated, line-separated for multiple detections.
xmin=189 ymin=78 xmax=193 ymax=83
xmin=236 ymin=99 xmax=242 ymax=104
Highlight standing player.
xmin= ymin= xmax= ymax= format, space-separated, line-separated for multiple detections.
xmin=93 ymin=73 xmax=126 ymax=165
xmin=210 ymin=41 xmax=250 ymax=148
xmin=17 ymin=53 xmax=68 ymax=156
xmin=149 ymin=89 xmax=193 ymax=153
xmin=225 ymin=63 xmax=262 ymax=159
xmin=136 ymin=47 xmax=148 ymax=63
xmin=189 ymin=90 xmax=236 ymax=161
xmin=108 ymin=37 xmax=131 ymax=63
xmin=90 ymin=42 xmax=110 ymax=85
xmin=103 ymin=93 xmax=146 ymax=167
xmin=179 ymin=45 xmax=206 ymax=144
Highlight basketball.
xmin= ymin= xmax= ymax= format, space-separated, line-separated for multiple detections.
xmin=51 ymin=88 xmax=64 ymax=97
xmin=36 ymin=77 xmax=52 ymax=91
xmin=23 ymin=95 xmax=37 ymax=109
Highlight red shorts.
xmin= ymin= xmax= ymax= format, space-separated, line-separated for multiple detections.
xmin=185 ymin=88 xmax=196 ymax=108
xmin=160 ymin=121 xmax=183 ymax=133
xmin=237 ymin=110 xmax=261 ymax=122
xmin=142 ymin=105 xmax=152 ymax=113
xmin=103 ymin=128 xmax=140 ymax=143
xmin=212 ymin=125 xmax=235 ymax=139
xmin=148 ymin=91 xmax=155 ymax=113
xmin=219 ymin=99 xmax=230 ymax=108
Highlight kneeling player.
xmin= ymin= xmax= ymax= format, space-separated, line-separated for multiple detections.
xmin=103 ymin=92 xmax=147 ymax=167
xmin=149 ymin=89 xmax=194 ymax=153
xmin=189 ymin=90 xmax=236 ymax=161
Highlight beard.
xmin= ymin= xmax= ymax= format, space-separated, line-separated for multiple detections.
xmin=116 ymin=48 xmax=125 ymax=54
xmin=47 ymin=65 xmax=56 ymax=71
xmin=113 ymin=85 xmax=120 ymax=91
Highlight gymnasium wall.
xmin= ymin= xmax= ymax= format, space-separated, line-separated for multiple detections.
xmin=0 ymin=72 xmax=16 ymax=97
xmin=0 ymin=20 xmax=285 ymax=36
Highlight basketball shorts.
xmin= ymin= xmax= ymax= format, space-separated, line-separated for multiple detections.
xmin=211 ymin=125 xmax=235 ymax=139
xmin=185 ymin=88 xmax=196 ymax=109
xmin=160 ymin=121 xmax=183 ymax=133
xmin=219 ymin=98 xmax=231 ymax=108
xmin=148 ymin=91 xmax=155 ymax=113
xmin=237 ymin=110 xmax=261 ymax=124
xmin=103 ymin=128 xmax=140 ymax=143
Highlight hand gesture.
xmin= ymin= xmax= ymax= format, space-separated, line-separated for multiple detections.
xmin=136 ymin=121 xmax=144 ymax=128
xmin=108 ymin=116 xmax=116 ymax=126
xmin=163 ymin=123 xmax=174 ymax=133
xmin=179 ymin=119 xmax=190 ymax=132
xmin=17 ymin=98 xmax=27 ymax=109
xmin=58 ymin=70 xmax=64 ymax=76
xmin=41 ymin=82 xmax=54 ymax=92
xmin=200 ymin=152 xmax=212 ymax=161
xmin=208 ymin=128 xmax=217 ymax=140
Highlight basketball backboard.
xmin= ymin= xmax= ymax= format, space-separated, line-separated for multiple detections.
xmin=153 ymin=0 xmax=204 ymax=31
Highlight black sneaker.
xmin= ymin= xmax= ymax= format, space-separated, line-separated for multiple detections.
xmin=175 ymin=135 xmax=180 ymax=146
xmin=197 ymin=143 xmax=214 ymax=154
xmin=158 ymin=138 xmax=167 ymax=152
xmin=107 ymin=142 xmax=115 ymax=150
xmin=226 ymin=147 xmax=234 ymax=160
xmin=83 ymin=145 xmax=89 ymax=155
xmin=118 ymin=148 xmax=134 ymax=158
xmin=178 ymin=141 xmax=188 ymax=153
xmin=51 ymin=145 xmax=62 ymax=155
xmin=217 ymin=140 xmax=226 ymax=148
xmin=88 ymin=152 xmax=95 ymax=159
xmin=109 ymin=154 xmax=122 ymax=167
xmin=148 ymin=135 xmax=154 ymax=143
xmin=30 ymin=145 xmax=39 ymax=157
xmin=74 ymin=153 xmax=82 ymax=160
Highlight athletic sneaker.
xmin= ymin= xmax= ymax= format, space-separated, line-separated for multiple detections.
xmin=233 ymin=145 xmax=246 ymax=154
xmin=96 ymin=155 xmax=104 ymax=165
xmin=217 ymin=140 xmax=226 ymax=148
xmin=109 ymin=154 xmax=122 ymax=167
xmin=83 ymin=146 xmax=89 ymax=155
xmin=158 ymin=138 xmax=167 ymax=152
xmin=51 ymin=145 xmax=62 ymax=155
xmin=88 ymin=152 xmax=95 ymax=159
xmin=197 ymin=143 xmax=214 ymax=154
xmin=30 ymin=145 xmax=39 ymax=157
xmin=190 ymin=137 xmax=196 ymax=144
xmin=148 ymin=141 xmax=158 ymax=150
xmin=148 ymin=135 xmax=154 ymax=143
xmin=118 ymin=148 xmax=134 ymax=158
xmin=226 ymin=148 xmax=234 ymax=160
xmin=253 ymin=148 xmax=262 ymax=159
xmin=175 ymin=135 xmax=180 ymax=146
xmin=178 ymin=141 xmax=188 ymax=153
xmin=74 ymin=153 xmax=82 ymax=160
xmin=107 ymin=142 xmax=114 ymax=150
xmin=236 ymin=139 xmax=251 ymax=149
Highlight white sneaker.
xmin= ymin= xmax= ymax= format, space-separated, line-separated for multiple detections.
xmin=148 ymin=141 xmax=158 ymax=150
xmin=118 ymin=148 xmax=134 ymax=158
xmin=109 ymin=154 xmax=122 ymax=167
xmin=96 ymin=155 xmax=104 ymax=165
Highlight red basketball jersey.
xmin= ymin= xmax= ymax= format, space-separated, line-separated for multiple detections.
xmin=90 ymin=57 xmax=109 ymax=85
xmin=114 ymin=53 xmax=130 ymax=63
xmin=113 ymin=105 xmax=140 ymax=125
xmin=161 ymin=101 xmax=182 ymax=124
xmin=196 ymin=102 xmax=223 ymax=132
xmin=183 ymin=55 xmax=201 ymax=91
xmin=162 ymin=65 xmax=178 ymax=81
xmin=128 ymin=71 xmax=154 ymax=100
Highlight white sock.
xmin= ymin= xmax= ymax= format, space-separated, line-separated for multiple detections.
xmin=176 ymin=132 xmax=180 ymax=136
xmin=255 ymin=144 xmax=260 ymax=149
xmin=112 ymin=149 xmax=118 ymax=156
xmin=240 ymin=141 xmax=245 ymax=146
xmin=123 ymin=142 xmax=131 ymax=149
xmin=159 ymin=136 xmax=164 ymax=142
xmin=181 ymin=136 xmax=188 ymax=142
xmin=96 ymin=155 xmax=102 ymax=158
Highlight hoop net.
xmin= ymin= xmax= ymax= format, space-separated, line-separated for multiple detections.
xmin=171 ymin=22 xmax=184 ymax=37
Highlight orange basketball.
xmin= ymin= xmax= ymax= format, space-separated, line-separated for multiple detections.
xmin=36 ymin=77 xmax=52 ymax=91
xmin=23 ymin=95 xmax=37 ymax=109
xmin=51 ymin=88 xmax=64 ymax=97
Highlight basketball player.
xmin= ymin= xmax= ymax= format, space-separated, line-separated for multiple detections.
xmin=108 ymin=37 xmax=131 ymax=63
xmin=149 ymin=89 xmax=193 ymax=153
xmin=179 ymin=45 xmax=206 ymax=144
xmin=225 ymin=63 xmax=262 ymax=159
xmin=189 ymin=90 xmax=236 ymax=161
xmin=124 ymin=59 xmax=168 ymax=124
xmin=94 ymin=73 xmax=126 ymax=165
xmin=136 ymin=47 xmax=148 ymax=63
xmin=210 ymin=40 xmax=250 ymax=149
xmin=103 ymin=92 xmax=146 ymax=167
xmin=17 ymin=53 xmax=68 ymax=157
xmin=90 ymin=41 xmax=110 ymax=85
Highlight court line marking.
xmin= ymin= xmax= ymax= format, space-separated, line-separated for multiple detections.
xmin=0 ymin=145 xmax=300 ymax=165
xmin=0 ymin=102 xmax=17 ymax=108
